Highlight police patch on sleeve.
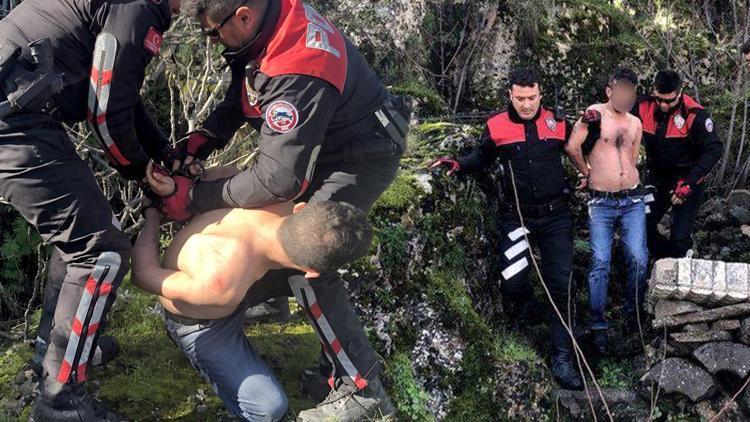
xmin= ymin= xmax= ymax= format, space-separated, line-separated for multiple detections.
xmin=705 ymin=118 xmax=714 ymax=133
xmin=266 ymin=101 xmax=299 ymax=133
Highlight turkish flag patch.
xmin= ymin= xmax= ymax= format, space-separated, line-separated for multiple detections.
xmin=143 ymin=27 xmax=163 ymax=56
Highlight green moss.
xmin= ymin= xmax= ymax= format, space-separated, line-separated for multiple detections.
xmin=0 ymin=341 xmax=32 ymax=399
xmin=371 ymin=172 xmax=424 ymax=218
xmin=496 ymin=334 xmax=540 ymax=364
xmin=385 ymin=353 xmax=432 ymax=422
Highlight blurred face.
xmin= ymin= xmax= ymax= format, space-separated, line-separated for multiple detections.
xmin=199 ymin=5 xmax=258 ymax=49
xmin=509 ymin=84 xmax=542 ymax=120
xmin=745 ymin=51 xmax=750 ymax=69
xmin=606 ymin=80 xmax=637 ymax=113
xmin=653 ymin=89 xmax=682 ymax=113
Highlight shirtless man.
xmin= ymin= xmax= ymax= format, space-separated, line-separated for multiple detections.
xmin=131 ymin=164 xmax=373 ymax=421
xmin=566 ymin=67 xmax=649 ymax=355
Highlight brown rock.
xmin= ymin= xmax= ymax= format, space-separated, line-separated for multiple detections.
xmin=653 ymin=300 xmax=704 ymax=319
xmin=684 ymin=323 xmax=710 ymax=332
xmin=711 ymin=319 xmax=741 ymax=331
xmin=670 ymin=331 xmax=732 ymax=344
xmin=653 ymin=303 xmax=750 ymax=329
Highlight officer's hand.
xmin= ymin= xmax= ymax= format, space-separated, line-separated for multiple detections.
xmin=671 ymin=179 xmax=692 ymax=206
xmin=145 ymin=161 xmax=175 ymax=197
xmin=429 ymin=157 xmax=461 ymax=176
xmin=145 ymin=161 xmax=195 ymax=222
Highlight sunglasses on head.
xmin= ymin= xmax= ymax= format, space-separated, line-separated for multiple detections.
xmin=201 ymin=2 xmax=247 ymax=38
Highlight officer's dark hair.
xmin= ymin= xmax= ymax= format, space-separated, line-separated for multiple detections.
xmin=741 ymin=40 xmax=750 ymax=55
xmin=278 ymin=201 xmax=373 ymax=272
xmin=181 ymin=0 xmax=267 ymax=21
xmin=607 ymin=67 xmax=638 ymax=87
xmin=654 ymin=70 xmax=682 ymax=94
xmin=508 ymin=68 xmax=541 ymax=91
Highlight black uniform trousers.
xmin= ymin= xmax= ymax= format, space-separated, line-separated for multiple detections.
xmin=0 ymin=111 xmax=130 ymax=397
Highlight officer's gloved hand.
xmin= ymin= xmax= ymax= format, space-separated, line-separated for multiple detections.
xmin=429 ymin=156 xmax=461 ymax=176
xmin=671 ymin=179 xmax=693 ymax=206
xmin=145 ymin=161 xmax=195 ymax=222
xmin=169 ymin=131 xmax=215 ymax=175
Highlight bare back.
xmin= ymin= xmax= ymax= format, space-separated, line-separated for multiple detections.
xmin=160 ymin=202 xmax=293 ymax=319
xmin=586 ymin=104 xmax=642 ymax=192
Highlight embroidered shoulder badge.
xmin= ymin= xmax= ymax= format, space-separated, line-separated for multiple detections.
xmin=705 ymin=118 xmax=714 ymax=133
xmin=266 ymin=101 xmax=299 ymax=133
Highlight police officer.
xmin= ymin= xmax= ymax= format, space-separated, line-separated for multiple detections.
xmin=153 ymin=0 xmax=408 ymax=419
xmin=632 ymin=70 xmax=722 ymax=259
xmin=0 ymin=0 xmax=179 ymax=419
xmin=430 ymin=68 xmax=583 ymax=391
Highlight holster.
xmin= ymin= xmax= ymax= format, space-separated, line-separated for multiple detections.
xmin=0 ymin=38 xmax=64 ymax=119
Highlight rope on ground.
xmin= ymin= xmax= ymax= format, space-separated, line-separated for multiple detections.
xmin=508 ymin=161 xmax=614 ymax=421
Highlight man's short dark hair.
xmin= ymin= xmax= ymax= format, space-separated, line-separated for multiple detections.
xmin=181 ymin=0 xmax=264 ymax=21
xmin=654 ymin=69 xmax=681 ymax=94
xmin=741 ymin=40 xmax=750 ymax=55
xmin=278 ymin=201 xmax=373 ymax=272
xmin=508 ymin=68 xmax=541 ymax=90
xmin=608 ymin=67 xmax=638 ymax=87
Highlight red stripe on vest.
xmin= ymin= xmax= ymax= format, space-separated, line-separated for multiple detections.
xmin=259 ymin=0 xmax=348 ymax=94
xmin=639 ymin=95 xmax=704 ymax=139
xmin=487 ymin=109 xmax=566 ymax=146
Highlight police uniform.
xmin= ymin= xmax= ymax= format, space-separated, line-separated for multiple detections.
xmin=454 ymin=106 xmax=582 ymax=389
xmin=633 ymin=94 xmax=722 ymax=258
xmin=0 ymin=0 xmax=172 ymax=409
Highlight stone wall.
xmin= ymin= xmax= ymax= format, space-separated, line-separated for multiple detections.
xmin=643 ymin=258 xmax=750 ymax=414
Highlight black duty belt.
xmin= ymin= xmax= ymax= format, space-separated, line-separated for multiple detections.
xmin=164 ymin=309 xmax=212 ymax=327
xmin=590 ymin=186 xmax=646 ymax=200
xmin=316 ymin=96 xmax=410 ymax=165
xmin=508 ymin=196 xmax=569 ymax=218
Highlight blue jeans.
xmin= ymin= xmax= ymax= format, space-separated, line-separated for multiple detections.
xmin=164 ymin=302 xmax=288 ymax=422
xmin=587 ymin=194 xmax=649 ymax=330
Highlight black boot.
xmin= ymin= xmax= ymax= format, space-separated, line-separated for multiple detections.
xmin=549 ymin=323 xmax=584 ymax=391
xmin=244 ymin=296 xmax=291 ymax=325
xmin=30 ymin=383 xmax=122 ymax=421
xmin=591 ymin=328 xmax=608 ymax=356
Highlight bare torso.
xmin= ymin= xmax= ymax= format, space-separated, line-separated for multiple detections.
xmin=160 ymin=202 xmax=293 ymax=320
xmin=587 ymin=104 xmax=642 ymax=192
